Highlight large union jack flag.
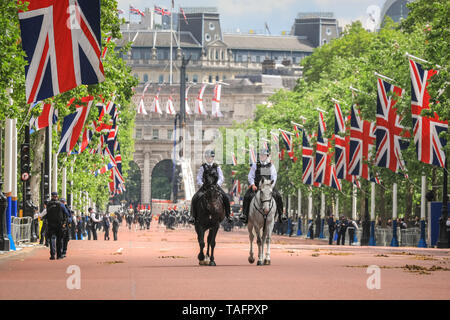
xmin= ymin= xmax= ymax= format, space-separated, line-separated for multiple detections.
xmin=314 ymin=112 xmax=328 ymax=184
xmin=18 ymin=0 xmax=105 ymax=104
xmin=58 ymin=95 xmax=93 ymax=154
xmin=280 ymin=129 xmax=296 ymax=162
xmin=302 ymin=130 xmax=314 ymax=185
xmin=409 ymin=59 xmax=448 ymax=168
xmin=349 ymin=105 xmax=377 ymax=180
xmin=324 ymin=139 xmax=341 ymax=191
xmin=375 ymin=78 xmax=410 ymax=174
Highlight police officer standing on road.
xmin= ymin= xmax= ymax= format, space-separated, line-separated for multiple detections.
xmin=88 ymin=207 xmax=101 ymax=240
xmin=347 ymin=218 xmax=359 ymax=246
xmin=112 ymin=213 xmax=120 ymax=241
xmin=60 ymin=198 xmax=72 ymax=258
xmin=38 ymin=192 xmax=69 ymax=259
xmin=327 ymin=214 xmax=336 ymax=245
xmin=103 ymin=213 xmax=111 ymax=240
xmin=337 ymin=216 xmax=348 ymax=245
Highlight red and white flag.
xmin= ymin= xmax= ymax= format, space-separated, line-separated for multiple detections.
xmin=211 ymin=84 xmax=223 ymax=117
xmin=185 ymin=85 xmax=192 ymax=115
xmin=165 ymin=95 xmax=176 ymax=115
xmin=151 ymin=87 xmax=162 ymax=114
xmin=195 ymin=83 xmax=208 ymax=115
xmin=30 ymin=102 xmax=58 ymax=131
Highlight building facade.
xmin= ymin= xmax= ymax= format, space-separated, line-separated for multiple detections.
xmin=117 ymin=8 xmax=338 ymax=206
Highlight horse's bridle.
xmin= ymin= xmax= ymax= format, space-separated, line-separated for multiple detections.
xmin=253 ymin=189 xmax=274 ymax=217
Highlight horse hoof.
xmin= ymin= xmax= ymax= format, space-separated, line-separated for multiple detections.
xmin=199 ymin=260 xmax=207 ymax=266
xmin=248 ymin=257 xmax=255 ymax=264
xmin=209 ymin=261 xmax=216 ymax=266
xmin=264 ymin=259 xmax=271 ymax=265
xmin=257 ymin=261 xmax=262 ymax=266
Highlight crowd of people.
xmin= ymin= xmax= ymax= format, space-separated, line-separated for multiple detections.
xmin=35 ymin=192 xmax=126 ymax=260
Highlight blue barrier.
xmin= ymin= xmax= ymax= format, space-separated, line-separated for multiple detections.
xmin=369 ymin=221 xmax=376 ymax=246
xmin=390 ymin=220 xmax=399 ymax=247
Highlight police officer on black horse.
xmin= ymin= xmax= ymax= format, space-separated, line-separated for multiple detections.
xmin=240 ymin=147 xmax=286 ymax=224
xmin=189 ymin=150 xmax=233 ymax=225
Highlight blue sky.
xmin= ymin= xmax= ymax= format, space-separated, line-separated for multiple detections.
xmin=118 ymin=0 xmax=389 ymax=34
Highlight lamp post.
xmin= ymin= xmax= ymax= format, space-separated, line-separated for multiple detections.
xmin=437 ymin=159 xmax=448 ymax=248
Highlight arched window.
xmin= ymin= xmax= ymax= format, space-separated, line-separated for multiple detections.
xmin=159 ymin=74 xmax=164 ymax=84
xmin=193 ymin=75 xmax=198 ymax=83
xmin=143 ymin=74 xmax=149 ymax=83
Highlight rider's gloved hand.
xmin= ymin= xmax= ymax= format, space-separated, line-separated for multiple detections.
xmin=251 ymin=184 xmax=257 ymax=192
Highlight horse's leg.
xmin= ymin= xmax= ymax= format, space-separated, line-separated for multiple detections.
xmin=205 ymin=229 xmax=212 ymax=264
xmin=256 ymin=229 xmax=263 ymax=266
xmin=208 ymin=226 xmax=219 ymax=266
xmin=195 ymin=224 xmax=206 ymax=265
xmin=248 ymin=221 xmax=255 ymax=264
xmin=264 ymin=224 xmax=272 ymax=265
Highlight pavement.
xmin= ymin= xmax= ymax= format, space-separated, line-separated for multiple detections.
xmin=0 ymin=223 xmax=449 ymax=300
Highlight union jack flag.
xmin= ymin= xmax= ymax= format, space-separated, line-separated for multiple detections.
xmin=231 ymin=152 xmax=238 ymax=166
xmin=375 ymin=78 xmax=410 ymax=174
xmin=58 ymin=96 xmax=93 ymax=154
xmin=79 ymin=123 xmax=94 ymax=154
xmin=409 ymin=59 xmax=448 ymax=168
xmin=231 ymin=179 xmax=241 ymax=196
xmin=334 ymin=102 xmax=347 ymax=179
xmin=180 ymin=7 xmax=188 ymax=24
xmin=154 ymin=5 xmax=170 ymax=16
xmin=280 ymin=129 xmax=296 ymax=162
xmin=302 ymin=130 xmax=314 ymax=185
xmin=195 ymin=83 xmax=208 ymax=115
xmin=30 ymin=102 xmax=58 ymax=132
xmin=94 ymin=162 xmax=115 ymax=176
xmin=18 ymin=0 xmax=105 ymax=104
xmin=314 ymin=112 xmax=328 ymax=184
xmin=130 ymin=5 xmax=145 ymax=16
xmin=270 ymin=131 xmax=280 ymax=160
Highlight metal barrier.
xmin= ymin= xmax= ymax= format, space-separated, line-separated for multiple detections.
xmin=11 ymin=217 xmax=33 ymax=244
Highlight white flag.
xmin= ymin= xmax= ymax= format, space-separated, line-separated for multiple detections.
xmin=211 ymin=84 xmax=223 ymax=117
xmin=194 ymin=83 xmax=208 ymax=115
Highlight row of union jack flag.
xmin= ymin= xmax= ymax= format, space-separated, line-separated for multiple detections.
xmin=137 ymin=83 xmax=225 ymax=117
xmin=272 ymin=58 xmax=447 ymax=191
xmin=18 ymin=1 xmax=126 ymax=196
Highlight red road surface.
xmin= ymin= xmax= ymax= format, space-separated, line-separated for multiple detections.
xmin=0 ymin=223 xmax=449 ymax=300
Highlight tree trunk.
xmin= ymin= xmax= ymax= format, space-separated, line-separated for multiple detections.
xmin=30 ymin=129 xmax=45 ymax=208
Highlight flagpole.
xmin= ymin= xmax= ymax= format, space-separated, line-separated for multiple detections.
xmin=390 ymin=182 xmax=399 ymax=246
xmin=169 ymin=2 xmax=173 ymax=85
xmin=369 ymin=181 xmax=376 ymax=246
xmin=297 ymin=188 xmax=302 ymax=236
xmin=418 ymin=175 xmax=427 ymax=247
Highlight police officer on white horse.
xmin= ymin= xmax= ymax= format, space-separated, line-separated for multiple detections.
xmin=240 ymin=147 xmax=285 ymax=224
xmin=189 ymin=149 xmax=233 ymax=224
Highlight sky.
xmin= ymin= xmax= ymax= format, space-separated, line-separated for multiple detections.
xmin=118 ymin=0 xmax=389 ymax=34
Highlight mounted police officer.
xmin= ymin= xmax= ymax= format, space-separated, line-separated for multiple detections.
xmin=189 ymin=150 xmax=232 ymax=224
xmin=240 ymin=148 xmax=285 ymax=224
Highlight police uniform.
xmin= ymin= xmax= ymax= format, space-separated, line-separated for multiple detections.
xmin=189 ymin=150 xmax=231 ymax=224
xmin=241 ymin=152 xmax=284 ymax=223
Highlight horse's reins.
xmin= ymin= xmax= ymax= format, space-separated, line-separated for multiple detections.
xmin=253 ymin=189 xmax=274 ymax=234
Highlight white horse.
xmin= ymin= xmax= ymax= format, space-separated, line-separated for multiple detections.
xmin=247 ymin=178 xmax=277 ymax=266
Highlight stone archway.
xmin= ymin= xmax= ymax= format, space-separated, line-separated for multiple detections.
xmin=151 ymin=159 xmax=175 ymax=201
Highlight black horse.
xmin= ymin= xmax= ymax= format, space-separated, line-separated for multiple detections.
xmin=191 ymin=164 xmax=225 ymax=266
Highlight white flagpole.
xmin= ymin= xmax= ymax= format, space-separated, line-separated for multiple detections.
xmin=352 ymin=184 xmax=357 ymax=220
xmin=169 ymin=5 xmax=173 ymax=85
xmin=52 ymin=153 xmax=58 ymax=193
xmin=62 ymin=165 xmax=67 ymax=200
xmin=11 ymin=119 xmax=17 ymax=217
xmin=4 ymin=119 xmax=12 ymax=198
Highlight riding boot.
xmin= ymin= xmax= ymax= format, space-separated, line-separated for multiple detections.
xmin=189 ymin=190 xmax=201 ymax=224
xmin=220 ymin=189 xmax=233 ymax=223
